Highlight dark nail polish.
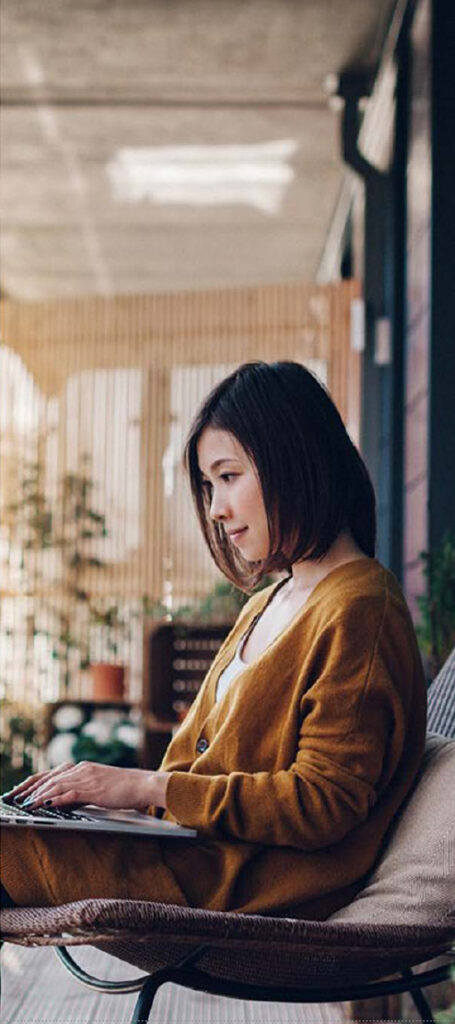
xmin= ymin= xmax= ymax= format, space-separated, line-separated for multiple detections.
xmin=44 ymin=800 xmax=53 ymax=807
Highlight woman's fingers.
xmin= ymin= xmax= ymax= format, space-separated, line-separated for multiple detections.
xmin=6 ymin=762 xmax=159 ymax=814
xmin=22 ymin=776 xmax=78 ymax=807
xmin=4 ymin=762 xmax=75 ymax=803
xmin=25 ymin=787 xmax=81 ymax=809
xmin=22 ymin=763 xmax=92 ymax=808
xmin=48 ymin=790 xmax=82 ymax=808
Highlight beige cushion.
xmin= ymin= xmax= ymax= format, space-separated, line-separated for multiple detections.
xmin=329 ymin=734 xmax=455 ymax=925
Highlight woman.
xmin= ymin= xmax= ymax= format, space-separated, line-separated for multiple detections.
xmin=1 ymin=360 xmax=426 ymax=917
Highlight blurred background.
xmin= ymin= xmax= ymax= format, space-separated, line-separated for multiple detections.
xmin=0 ymin=0 xmax=454 ymax=785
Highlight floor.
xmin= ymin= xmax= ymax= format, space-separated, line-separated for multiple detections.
xmin=1 ymin=942 xmax=348 ymax=1024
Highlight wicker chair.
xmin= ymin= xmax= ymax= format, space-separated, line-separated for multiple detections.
xmin=2 ymin=658 xmax=455 ymax=1024
xmin=427 ymin=646 xmax=455 ymax=737
xmin=1 ymin=901 xmax=453 ymax=1024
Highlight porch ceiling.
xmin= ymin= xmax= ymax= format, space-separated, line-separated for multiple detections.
xmin=0 ymin=0 xmax=395 ymax=300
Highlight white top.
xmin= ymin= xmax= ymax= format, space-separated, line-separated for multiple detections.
xmin=215 ymin=577 xmax=291 ymax=703
xmin=215 ymin=630 xmax=251 ymax=703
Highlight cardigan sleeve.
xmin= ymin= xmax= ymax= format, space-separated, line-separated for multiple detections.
xmin=165 ymin=589 xmax=418 ymax=848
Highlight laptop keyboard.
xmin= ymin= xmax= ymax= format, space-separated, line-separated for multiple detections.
xmin=0 ymin=798 xmax=93 ymax=822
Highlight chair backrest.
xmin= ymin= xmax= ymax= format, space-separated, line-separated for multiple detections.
xmin=427 ymin=646 xmax=455 ymax=737
xmin=329 ymin=733 xmax=455 ymax=926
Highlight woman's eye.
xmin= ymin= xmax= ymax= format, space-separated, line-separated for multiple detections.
xmin=201 ymin=474 xmax=236 ymax=491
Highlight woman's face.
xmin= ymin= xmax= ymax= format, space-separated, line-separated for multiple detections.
xmin=197 ymin=427 xmax=270 ymax=561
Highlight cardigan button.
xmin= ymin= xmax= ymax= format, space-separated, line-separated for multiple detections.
xmin=196 ymin=737 xmax=209 ymax=754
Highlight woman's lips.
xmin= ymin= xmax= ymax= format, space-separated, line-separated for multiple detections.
xmin=229 ymin=527 xmax=248 ymax=542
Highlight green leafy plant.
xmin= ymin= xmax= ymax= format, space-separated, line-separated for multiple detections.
xmin=2 ymin=453 xmax=162 ymax=695
xmin=88 ymin=594 xmax=168 ymax=667
xmin=3 ymin=459 xmax=54 ymax=558
xmin=416 ymin=530 xmax=455 ymax=679
xmin=0 ymin=702 xmax=43 ymax=793
xmin=172 ymin=576 xmax=275 ymax=624
xmin=88 ymin=602 xmax=131 ymax=661
xmin=44 ymin=454 xmax=109 ymax=683
xmin=3 ymin=453 xmax=109 ymax=691
xmin=70 ymin=733 xmax=137 ymax=768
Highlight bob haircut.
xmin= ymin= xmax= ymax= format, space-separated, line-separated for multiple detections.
xmin=183 ymin=360 xmax=376 ymax=593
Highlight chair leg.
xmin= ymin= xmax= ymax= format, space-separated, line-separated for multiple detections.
xmin=131 ymin=973 xmax=162 ymax=1024
xmin=129 ymin=944 xmax=209 ymax=1024
xmin=402 ymin=968 xmax=435 ymax=1024
xmin=408 ymin=986 xmax=434 ymax=1024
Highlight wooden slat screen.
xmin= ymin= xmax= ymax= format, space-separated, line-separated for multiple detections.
xmin=0 ymin=279 xmax=360 ymax=703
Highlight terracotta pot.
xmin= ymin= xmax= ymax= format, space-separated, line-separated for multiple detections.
xmin=91 ymin=663 xmax=125 ymax=702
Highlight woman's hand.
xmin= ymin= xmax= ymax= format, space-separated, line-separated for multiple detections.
xmin=3 ymin=762 xmax=170 ymax=813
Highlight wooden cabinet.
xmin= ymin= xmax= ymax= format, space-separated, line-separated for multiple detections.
xmin=142 ymin=621 xmax=232 ymax=767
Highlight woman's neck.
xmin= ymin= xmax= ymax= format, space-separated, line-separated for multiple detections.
xmin=287 ymin=531 xmax=370 ymax=596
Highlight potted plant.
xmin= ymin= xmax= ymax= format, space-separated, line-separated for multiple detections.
xmin=2 ymin=451 xmax=172 ymax=708
xmin=88 ymin=602 xmax=130 ymax=700
xmin=88 ymin=594 xmax=169 ymax=701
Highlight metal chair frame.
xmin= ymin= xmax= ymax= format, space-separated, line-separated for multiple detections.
xmin=54 ymin=942 xmax=455 ymax=1024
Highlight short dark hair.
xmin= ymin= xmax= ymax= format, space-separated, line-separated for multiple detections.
xmin=183 ymin=360 xmax=376 ymax=593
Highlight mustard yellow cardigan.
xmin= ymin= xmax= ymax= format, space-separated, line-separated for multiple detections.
xmin=1 ymin=559 xmax=427 ymax=917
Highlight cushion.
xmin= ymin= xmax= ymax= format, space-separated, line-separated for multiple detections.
xmin=329 ymin=733 xmax=455 ymax=926
xmin=428 ymin=647 xmax=455 ymax=737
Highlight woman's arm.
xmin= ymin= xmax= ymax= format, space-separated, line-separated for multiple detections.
xmin=3 ymin=763 xmax=171 ymax=813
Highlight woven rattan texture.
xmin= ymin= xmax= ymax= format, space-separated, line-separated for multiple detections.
xmin=1 ymin=899 xmax=453 ymax=988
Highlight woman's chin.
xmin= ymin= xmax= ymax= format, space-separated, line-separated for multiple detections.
xmin=240 ymin=545 xmax=269 ymax=563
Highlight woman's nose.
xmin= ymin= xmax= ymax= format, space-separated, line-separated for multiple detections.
xmin=210 ymin=490 xmax=228 ymax=521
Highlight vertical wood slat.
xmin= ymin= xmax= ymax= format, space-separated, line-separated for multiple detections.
xmin=0 ymin=280 xmax=361 ymax=702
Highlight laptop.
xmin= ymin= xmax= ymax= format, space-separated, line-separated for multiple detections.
xmin=0 ymin=795 xmax=197 ymax=839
